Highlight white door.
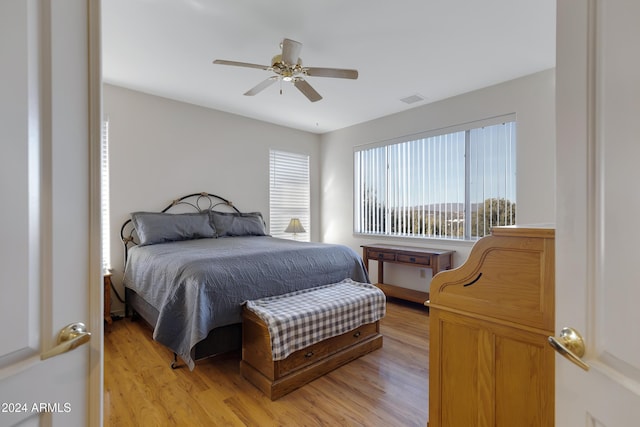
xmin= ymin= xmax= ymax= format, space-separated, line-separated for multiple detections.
xmin=556 ymin=0 xmax=640 ymax=425
xmin=0 ymin=1 xmax=102 ymax=426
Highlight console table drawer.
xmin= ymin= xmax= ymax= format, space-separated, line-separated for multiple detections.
xmin=397 ymin=254 xmax=430 ymax=266
xmin=368 ymin=251 xmax=396 ymax=261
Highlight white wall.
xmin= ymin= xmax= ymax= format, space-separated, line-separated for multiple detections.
xmin=104 ymin=84 xmax=320 ymax=313
xmin=319 ymin=69 xmax=556 ymax=291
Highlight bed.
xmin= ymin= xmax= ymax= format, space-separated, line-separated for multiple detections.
xmin=120 ymin=192 xmax=370 ymax=370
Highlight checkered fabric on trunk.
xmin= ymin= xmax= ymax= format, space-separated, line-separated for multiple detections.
xmin=245 ymin=279 xmax=386 ymax=361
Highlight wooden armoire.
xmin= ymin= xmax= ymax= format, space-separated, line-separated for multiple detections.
xmin=427 ymin=226 xmax=554 ymax=426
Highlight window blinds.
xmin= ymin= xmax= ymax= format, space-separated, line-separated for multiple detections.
xmin=101 ymin=120 xmax=111 ymax=272
xmin=354 ymin=120 xmax=516 ymax=240
xmin=269 ymin=150 xmax=310 ymax=241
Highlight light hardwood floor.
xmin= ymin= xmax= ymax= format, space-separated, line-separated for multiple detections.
xmin=104 ymin=299 xmax=429 ymax=426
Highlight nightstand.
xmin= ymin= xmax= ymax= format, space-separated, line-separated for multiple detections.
xmin=104 ymin=273 xmax=113 ymax=331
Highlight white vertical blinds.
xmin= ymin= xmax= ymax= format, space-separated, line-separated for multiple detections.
xmin=269 ymin=150 xmax=310 ymax=241
xmin=354 ymin=119 xmax=516 ymax=240
xmin=101 ymin=120 xmax=111 ymax=272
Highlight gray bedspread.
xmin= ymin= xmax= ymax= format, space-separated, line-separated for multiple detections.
xmin=123 ymin=236 xmax=370 ymax=369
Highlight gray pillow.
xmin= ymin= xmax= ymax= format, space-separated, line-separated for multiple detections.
xmin=131 ymin=211 xmax=216 ymax=246
xmin=210 ymin=211 xmax=267 ymax=237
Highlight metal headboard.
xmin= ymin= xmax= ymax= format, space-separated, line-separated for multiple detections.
xmin=120 ymin=192 xmax=241 ymax=264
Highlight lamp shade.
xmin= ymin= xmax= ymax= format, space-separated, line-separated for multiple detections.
xmin=284 ymin=218 xmax=306 ymax=234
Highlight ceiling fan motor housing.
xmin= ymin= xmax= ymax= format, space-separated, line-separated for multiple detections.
xmin=271 ymin=54 xmax=304 ymax=79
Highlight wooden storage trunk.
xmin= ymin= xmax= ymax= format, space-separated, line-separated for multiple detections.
xmin=240 ymin=307 xmax=383 ymax=400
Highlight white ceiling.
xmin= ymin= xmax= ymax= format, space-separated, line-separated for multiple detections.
xmin=102 ymin=0 xmax=556 ymax=134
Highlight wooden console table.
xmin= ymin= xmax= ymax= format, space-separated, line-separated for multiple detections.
xmin=361 ymin=244 xmax=454 ymax=304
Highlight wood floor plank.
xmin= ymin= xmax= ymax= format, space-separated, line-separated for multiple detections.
xmin=104 ymin=299 xmax=429 ymax=426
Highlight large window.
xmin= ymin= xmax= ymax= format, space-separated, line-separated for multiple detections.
xmin=269 ymin=149 xmax=310 ymax=241
xmin=354 ymin=117 xmax=516 ymax=240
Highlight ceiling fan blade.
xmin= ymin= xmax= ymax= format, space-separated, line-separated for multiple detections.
xmin=243 ymin=77 xmax=278 ymax=96
xmin=213 ymin=59 xmax=270 ymax=70
xmin=305 ymin=67 xmax=359 ymax=79
xmin=294 ymin=79 xmax=322 ymax=102
xmin=281 ymin=38 xmax=302 ymax=65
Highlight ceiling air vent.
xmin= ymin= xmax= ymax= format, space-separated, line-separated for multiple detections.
xmin=400 ymin=94 xmax=425 ymax=105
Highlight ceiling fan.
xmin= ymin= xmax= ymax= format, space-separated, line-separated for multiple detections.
xmin=213 ymin=38 xmax=358 ymax=102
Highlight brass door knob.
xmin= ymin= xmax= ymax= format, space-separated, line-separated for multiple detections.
xmin=41 ymin=322 xmax=91 ymax=360
xmin=548 ymin=327 xmax=589 ymax=371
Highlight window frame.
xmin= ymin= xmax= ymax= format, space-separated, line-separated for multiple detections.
xmin=269 ymin=149 xmax=311 ymax=242
xmin=353 ymin=114 xmax=516 ymax=241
